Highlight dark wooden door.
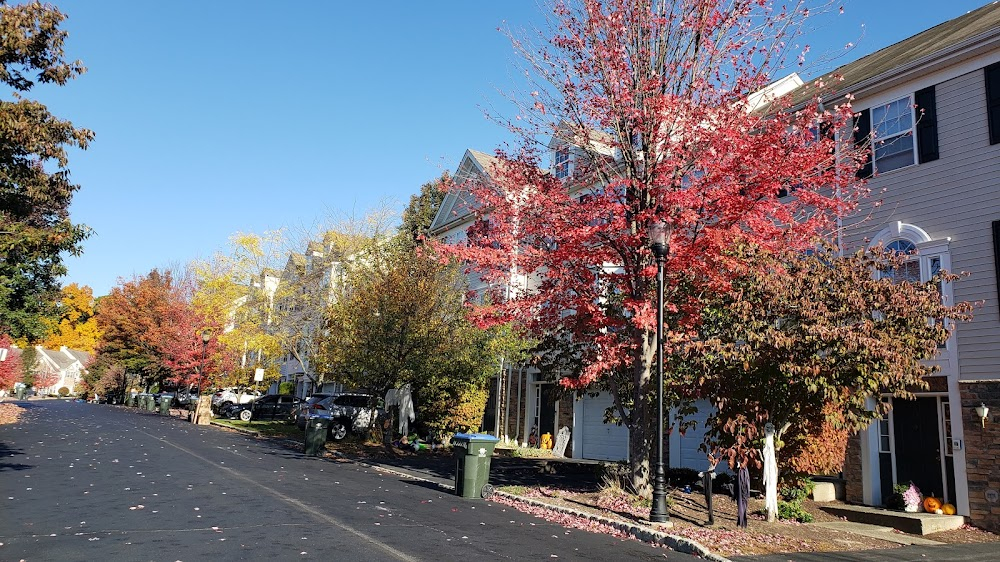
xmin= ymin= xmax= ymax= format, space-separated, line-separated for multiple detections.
xmin=893 ymin=397 xmax=944 ymax=498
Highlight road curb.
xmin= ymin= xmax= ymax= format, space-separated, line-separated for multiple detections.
xmin=344 ymin=453 xmax=729 ymax=562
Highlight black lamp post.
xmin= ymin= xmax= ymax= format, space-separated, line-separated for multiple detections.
xmin=648 ymin=219 xmax=673 ymax=524
xmin=200 ymin=330 xmax=210 ymax=392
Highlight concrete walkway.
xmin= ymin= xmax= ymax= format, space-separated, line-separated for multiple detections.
xmin=814 ymin=521 xmax=944 ymax=546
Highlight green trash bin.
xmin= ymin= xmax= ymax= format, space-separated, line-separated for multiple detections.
xmin=158 ymin=395 xmax=171 ymax=415
xmin=304 ymin=416 xmax=329 ymax=456
xmin=452 ymin=433 xmax=500 ymax=499
xmin=145 ymin=394 xmax=156 ymax=411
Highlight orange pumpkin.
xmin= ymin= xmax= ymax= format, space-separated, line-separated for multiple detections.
xmin=923 ymin=496 xmax=942 ymax=512
xmin=941 ymin=503 xmax=957 ymax=515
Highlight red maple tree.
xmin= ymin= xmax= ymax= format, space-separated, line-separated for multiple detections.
xmin=0 ymin=334 xmax=23 ymax=390
xmin=95 ymin=269 xmax=224 ymax=392
xmin=437 ymin=0 xmax=864 ymax=492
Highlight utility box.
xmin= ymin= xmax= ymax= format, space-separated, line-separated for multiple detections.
xmin=452 ymin=433 xmax=500 ymax=499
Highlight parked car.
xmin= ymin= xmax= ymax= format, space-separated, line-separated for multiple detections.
xmin=225 ymin=394 xmax=302 ymax=422
xmin=175 ymin=388 xmax=200 ymax=406
xmin=293 ymin=393 xmax=336 ymax=429
xmin=212 ymin=387 xmax=262 ymax=413
xmin=308 ymin=393 xmax=379 ymax=440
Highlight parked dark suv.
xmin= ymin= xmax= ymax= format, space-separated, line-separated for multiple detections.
xmin=225 ymin=394 xmax=302 ymax=422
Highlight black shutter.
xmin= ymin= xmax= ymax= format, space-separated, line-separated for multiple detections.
xmin=987 ymin=62 xmax=1000 ymax=145
xmin=854 ymin=108 xmax=873 ymax=179
xmin=994 ymin=220 xmax=1000 ymax=311
xmin=914 ymin=86 xmax=939 ymax=163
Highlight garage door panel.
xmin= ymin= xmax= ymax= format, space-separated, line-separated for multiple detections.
xmin=580 ymin=393 xmax=629 ymax=461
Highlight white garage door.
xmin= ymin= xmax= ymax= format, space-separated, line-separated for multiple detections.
xmin=578 ymin=392 xmax=629 ymax=461
xmin=670 ymin=400 xmax=714 ymax=471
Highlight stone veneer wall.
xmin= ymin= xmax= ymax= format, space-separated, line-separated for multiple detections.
xmin=960 ymin=381 xmax=1000 ymax=533
xmin=843 ymin=433 xmax=864 ymax=504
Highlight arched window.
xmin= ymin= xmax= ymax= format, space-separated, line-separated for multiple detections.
xmin=884 ymin=239 xmax=920 ymax=283
xmin=869 ymin=222 xmax=954 ymax=351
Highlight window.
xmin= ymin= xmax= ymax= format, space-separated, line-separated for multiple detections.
xmin=872 ymin=223 xmax=955 ymax=353
xmin=885 ymin=239 xmax=920 ymax=283
xmin=871 ymin=96 xmax=915 ymax=173
xmin=878 ymin=416 xmax=891 ymax=453
xmin=854 ymin=87 xmax=938 ymax=178
xmin=554 ymin=146 xmax=570 ymax=179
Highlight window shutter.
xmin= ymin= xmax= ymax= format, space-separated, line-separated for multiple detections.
xmin=853 ymin=108 xmax=873 ymax=179
xmin=986 ymin=62 xmax=1000 ymax=145
xmin=993 ymin=220 xmax=1000 ymax=310
xmin=914 ymin=86 xmax=939 ymax=163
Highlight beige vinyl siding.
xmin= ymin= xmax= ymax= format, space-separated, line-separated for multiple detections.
xmin=842 ymin=66 xmax=1000 ymax=382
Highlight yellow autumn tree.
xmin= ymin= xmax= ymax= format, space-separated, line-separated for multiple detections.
xmin=41 ymin=283 xmax=101 ymax=353
xmin=191 ymin=231 xmax=285 ymax=389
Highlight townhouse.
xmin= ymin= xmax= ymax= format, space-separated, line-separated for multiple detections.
xmin=430 ymin=2 xmax=1000 ymax=532
xmin=784 ymin=2 xmax=1000 ymax=530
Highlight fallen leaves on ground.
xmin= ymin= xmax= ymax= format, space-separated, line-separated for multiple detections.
xmin=494 ymin=484 xmax=1000 ymax=557
xmin=0 ymin=403 xmax=24 ymax=424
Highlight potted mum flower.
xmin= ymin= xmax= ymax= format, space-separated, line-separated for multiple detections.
xmin=902 ymin=482 xmax=922 ymax=512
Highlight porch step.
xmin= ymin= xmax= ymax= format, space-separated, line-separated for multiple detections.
xmin=820 ymin=504 xmax=965 ymax=535
xmin=813 ymin=522 xmax=944 ymax=545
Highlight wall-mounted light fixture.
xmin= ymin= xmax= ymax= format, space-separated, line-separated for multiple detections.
xmin=975 ymin=403 xmax=990 ymax=428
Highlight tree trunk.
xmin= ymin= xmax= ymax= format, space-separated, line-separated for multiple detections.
xmin=629 ymin=333 xmax=657 ymax=496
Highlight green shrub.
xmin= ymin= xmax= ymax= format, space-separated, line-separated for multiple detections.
xmin=779 ymin=478 xmax=814 ymax=503
xmin=665 ymin=467 xmax=701 ymax=487
xmin=278 ymin=382 xmax=295 ymax=395
xmin=885 ymin=483 xmax=910 ymax=510
xmin=775 ymin=478 xmax=816 ymax=522
xmin=58 ymin=387 xmax=70 ymax=396
xmin=777 ymin=500 xmax=814 ymax=522
xmin=713 ymin=472 xmax=733 ymax=494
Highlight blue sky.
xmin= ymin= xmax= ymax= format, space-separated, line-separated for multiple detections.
xmin=32 ymin=0 xmax=993 ymax=296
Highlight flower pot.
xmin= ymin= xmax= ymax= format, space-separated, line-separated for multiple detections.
xmin=904 ymin=504 xmax=919 ymax=513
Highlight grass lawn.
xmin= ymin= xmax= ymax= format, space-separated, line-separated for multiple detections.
xmin=213 ymin=418 xmax=303 ymax=439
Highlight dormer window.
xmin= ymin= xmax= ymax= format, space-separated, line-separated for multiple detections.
xmin=554 ymin=146 xmax=570 ymax=179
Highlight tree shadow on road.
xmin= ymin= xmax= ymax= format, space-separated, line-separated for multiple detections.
xmin=0 ymin=441 xmax=33 ymax=472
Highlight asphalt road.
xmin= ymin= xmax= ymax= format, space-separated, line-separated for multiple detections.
xmin=0 ymin=400 xmax=691 ymax=561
